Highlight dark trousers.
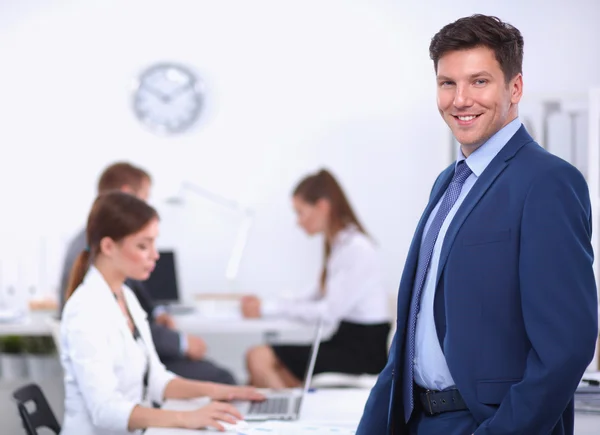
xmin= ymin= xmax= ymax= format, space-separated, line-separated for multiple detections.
xmin=164 ymin=358 xmax=237 ymax=385
xmin=408 ymin=409 xmax=478 ymax=435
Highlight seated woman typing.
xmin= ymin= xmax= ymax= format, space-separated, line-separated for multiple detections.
xmin=241 ymin=169 xmax=391 ymax=389
xmin=60 ymin=191 xmax=263 ymax=434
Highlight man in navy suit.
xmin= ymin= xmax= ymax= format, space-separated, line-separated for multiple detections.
xmin=357 ymin=14 xmax=598 ymax=435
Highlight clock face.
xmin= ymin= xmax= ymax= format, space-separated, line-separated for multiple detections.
xmin=132 ymin=63 xmax=204 ymax=135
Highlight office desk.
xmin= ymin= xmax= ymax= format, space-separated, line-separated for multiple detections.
xmin=0 ymin=311 xmax=55 ymax=336
xmin=146 ymin=387 xmax=600 ymax=435
xmin=146 ymin=388 xmax=369 ymax=435
xmin=0 ymin=310 xmax=314 ymax=340
xmin=172 ymin=311 xmax=316 ymax=342
xmin=172 ymin=311 xmax=319 ymax=383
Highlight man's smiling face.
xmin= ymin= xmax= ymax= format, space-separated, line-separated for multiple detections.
xmin=436 ymin=45 xmax=522 ymax=155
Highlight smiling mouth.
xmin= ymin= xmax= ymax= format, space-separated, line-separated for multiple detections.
xmin=453 ymin=114 xmax=481 ymax=121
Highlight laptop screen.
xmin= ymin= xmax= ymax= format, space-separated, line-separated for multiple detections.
xmin=298 ymin=319 xmax=325 ymax=405
xmin=144 ymin=250 xmax=180 ymax=303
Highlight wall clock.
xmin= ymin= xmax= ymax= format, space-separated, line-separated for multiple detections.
xmin=132 ymin=62 xmax=204 ymax=135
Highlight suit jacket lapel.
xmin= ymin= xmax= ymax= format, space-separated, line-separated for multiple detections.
xmin=396 ymin=166 xmax=454 ymax=320
xmin=434 ymin=125 xmax=534 ymax=291
xmin=86 ymin=267 xmax=133 ymax=341
xmin=434 ymin=160 xmax=508 ymax=287
xmin=431 ymin=161 xmax=510 ymax=350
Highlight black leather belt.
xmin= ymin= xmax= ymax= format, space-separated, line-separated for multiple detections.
xmin=415 ymin=384 xmax=468 ymax=416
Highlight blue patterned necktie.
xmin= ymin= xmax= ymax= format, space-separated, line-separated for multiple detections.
xmin=403 ymin=160 xmax=473 ymax=422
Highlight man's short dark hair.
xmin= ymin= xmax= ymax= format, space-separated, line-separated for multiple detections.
xmin=429 ymin=14 xmax=524 ymax=83
xmin=97 ymin=162 xmax=151 ymax=194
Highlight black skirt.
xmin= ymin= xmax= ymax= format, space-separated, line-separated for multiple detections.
xmin=272 ymin=321 xmax=391 ymax=381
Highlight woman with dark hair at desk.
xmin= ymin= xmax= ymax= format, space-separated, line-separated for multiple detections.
xmin=60 ymin=192 xmax=263 ymax=434
xmin=241 ymin=169 xmax=391 ymax=389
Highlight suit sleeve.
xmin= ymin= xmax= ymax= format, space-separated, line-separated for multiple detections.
xmin=430 ymin=169 xmax=446 ymax=199
xmin=149 ymin=323 xmax=184 ymax=359
xmin=59 ymin=253 xmax=73 ymax=313
xmin=58 ymin=231 xmax=87 ymax=315
xmin=357 ymin=334 xmax=397 ymax=435
xmin=128 ymin=281 xmax=157 ymax=318
xmin=476 ymin=164 xmax=598 ymax=434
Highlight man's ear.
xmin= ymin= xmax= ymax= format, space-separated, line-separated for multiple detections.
xmin=99 ymin=236 xmax=116 ymax=257
xmin=510 ymin=73 xmax=523 ymax=105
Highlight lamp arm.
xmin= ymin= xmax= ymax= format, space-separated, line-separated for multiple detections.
xmin=225 ymin=211 xmax=254 ymax=286
xmin=180 ymin=181 xmax=247 ymax=212
xmin=170 ymin=181 xmax=255 ymax=290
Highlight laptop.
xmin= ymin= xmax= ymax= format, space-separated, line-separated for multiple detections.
xmin=144 ymin=250 xmax=194 ymax=314
xmin=575 ymin=378 xmax=600 ymax=414
xmin=233 ymin=319 xmax=324 ymax=421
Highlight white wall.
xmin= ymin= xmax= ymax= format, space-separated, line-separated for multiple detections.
xmin=0 ymin=0 xmax=598 ymax=305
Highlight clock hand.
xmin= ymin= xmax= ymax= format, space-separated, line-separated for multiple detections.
xmin=165 ymin=83 xmax=193 ymax=102
xmin=144 ymin=84 xmax=170 ymax=102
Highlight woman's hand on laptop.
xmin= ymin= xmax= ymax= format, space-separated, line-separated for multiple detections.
xmin=179 ymin=401 xmax=242 ymax=431
xmin=208 ymin=383 xmax=266 ymax=402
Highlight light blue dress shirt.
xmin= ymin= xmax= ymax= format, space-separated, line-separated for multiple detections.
xmin=414 ymin=117 xmax=522 ymax=391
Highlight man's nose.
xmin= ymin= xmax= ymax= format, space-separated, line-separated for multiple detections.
xmin=453 ymin=84 xmax=474 ymax=109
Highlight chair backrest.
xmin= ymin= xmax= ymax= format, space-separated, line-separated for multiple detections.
xmin=12 ymin=383 xmax=61 ymax=435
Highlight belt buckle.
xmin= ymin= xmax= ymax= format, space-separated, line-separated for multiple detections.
xmin=424 ymin=389 xmax=435 ymax=415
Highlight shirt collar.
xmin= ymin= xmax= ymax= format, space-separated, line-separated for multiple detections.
xmin=84 ymin=265 xmax=105 ymax=287
xmin=83 ymin=265 xmax=143 ymax=326
xmin=84 ymin=265 xmax=122 ymax=300
xmin=456 ymin=117 xmax=522 ymax=176
xmin=332 ymin=224 xmax=358 ymax=247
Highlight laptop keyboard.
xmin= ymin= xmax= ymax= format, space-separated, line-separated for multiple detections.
xmin=248 ymin=397 xmax=290 ymax=415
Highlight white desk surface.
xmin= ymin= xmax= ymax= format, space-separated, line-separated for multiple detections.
xmin=146 ymin=386 xmax=600 ymax=435
xmin=146 ymin=388 xmax=369 ymax=435
xmin=173 ymin=312 xmax=315 ymax=336
xmin=0 ymin=309 xmax=313 ymax=338
xmin=0 ymin=311 xmax=56 ymax=336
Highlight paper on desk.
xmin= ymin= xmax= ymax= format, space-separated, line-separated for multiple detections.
xmin=194 ymin=299 xmax=242 ymax=320
xmin=0 ymin=308 xmax=27 ymax=323
xmin=240 ymin=421 xmax=357 ymax=435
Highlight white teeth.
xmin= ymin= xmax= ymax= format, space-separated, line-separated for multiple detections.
xmin=458 ymin=115 xmax=477 ymax=121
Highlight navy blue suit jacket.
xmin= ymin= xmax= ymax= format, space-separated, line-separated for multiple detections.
xmin=357 ymin=126 xmax=598 ymax=434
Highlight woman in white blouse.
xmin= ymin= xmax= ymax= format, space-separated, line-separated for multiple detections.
xmin=241 ymin=169 xmax=391 ymax=389
xmin=60 ymin=191 xmax=263 ymax=435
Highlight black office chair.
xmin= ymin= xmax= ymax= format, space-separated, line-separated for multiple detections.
xmin=12 ymin=383 xmax=61 ymax=435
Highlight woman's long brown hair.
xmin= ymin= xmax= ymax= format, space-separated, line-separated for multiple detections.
xmin=293 ymin=169 xmax=367 ymax=291
xmin=64 ymin=191 xmax=158 ymax=301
